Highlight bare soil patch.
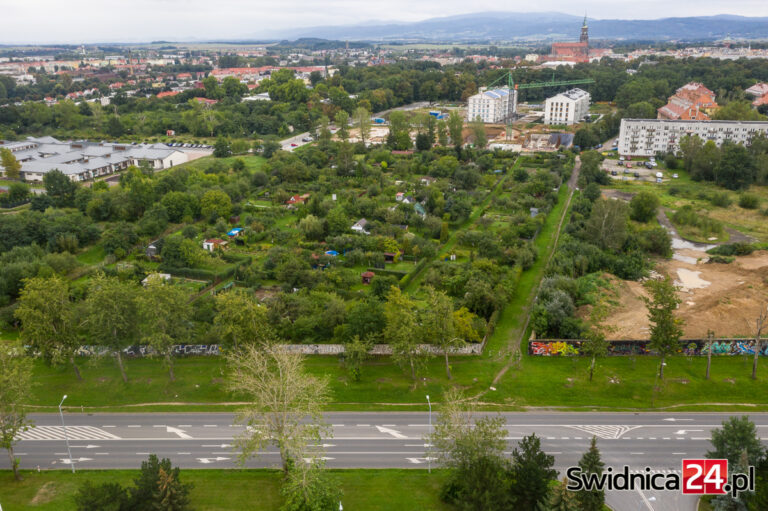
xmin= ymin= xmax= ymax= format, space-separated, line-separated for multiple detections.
xmin=589 ymin=250 xmax=768 ymax=339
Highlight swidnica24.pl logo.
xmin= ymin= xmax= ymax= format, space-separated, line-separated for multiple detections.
xmin=566 ymin=459 xmax=754 ymax=498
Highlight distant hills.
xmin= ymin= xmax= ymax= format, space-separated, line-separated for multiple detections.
xmin=259 ymin=12 xmax=768 ymax=42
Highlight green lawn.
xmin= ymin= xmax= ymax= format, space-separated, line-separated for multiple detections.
xmin=25 ymin=347 xmax=768 ymax=412
xmin=0 ymin=469 xmax=451 ymax=511
xmin=76 ymin=245 xmax=106 ymax=265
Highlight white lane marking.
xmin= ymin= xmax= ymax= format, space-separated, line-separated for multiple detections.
xmin=382 ymin=424 xmax=396 ymax=427
xmin=375 ymin=426 xmax=408 ymax=439
xmin=17 ymin=426 xmax=120 ymax=441
xmin=331 ymin=424 xmax=344 ymax=427
xmin=95 ymin=453 xmax=109 ymax=455
xmin=153 ymin=425 xmax=166 ymax=428
xmin=545 ymin=452 xmax=562 ymax=455
xmin=178 ymin=425 xmax=191 ymax=428
xmin=203 ymin=425 xmax=217 ymax=428
xmin=136 ymin=452 xmax=150 ymax=455
xmin=672 ymin=452 xmax=686 ymax=455
xmin=166 ymin=426 xmax=193 ymax=439
xmin=202 ymin=444 xmax=232 ymax=448
xmin=630 ymin=452 xmax=645 ymax=455
xmin=103 ymin=425 xmax=116 ymax=428
xmin=636 ymin=488 xmax=654 ymax=511
xmin=177 ymin=452 xmax=191 ymax=455
xmin=127 ymin=425 xmax=140 ymax=428
xmin=302 ymin=457 xmax=335 ymax=463
xmin=356 ymin=424 xmax=370 ymax=427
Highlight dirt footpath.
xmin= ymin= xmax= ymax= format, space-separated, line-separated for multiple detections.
xmin=595 ymin=250 xmax=768 ymax=339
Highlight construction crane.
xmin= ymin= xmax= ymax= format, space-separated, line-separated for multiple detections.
xmin=484 ymin=71 xmax=596 ymax=140
xmin=486 ymin=70 xmax=595 ymax=91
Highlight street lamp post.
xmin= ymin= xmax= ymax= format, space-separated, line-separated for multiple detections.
xmin=59 ymin=395 xmax=75 ymax=473
xmin=426 ymin=395 xmax=432 ymax=474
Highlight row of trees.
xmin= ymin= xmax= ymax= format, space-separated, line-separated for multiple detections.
xmin=678 ymin=134 xmax=768 ymax=190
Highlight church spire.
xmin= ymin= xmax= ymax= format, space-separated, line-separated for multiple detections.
xmin=580 ymin=13 xmax=589 ymax=45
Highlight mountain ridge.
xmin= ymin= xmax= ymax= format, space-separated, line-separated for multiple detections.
xmin=255 ymin=12 xmax=768 ymax=42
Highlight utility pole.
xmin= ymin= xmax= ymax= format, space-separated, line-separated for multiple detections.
xmin=59 ymin=395 xmax=75 ymax=473
xmin=426 ymin=395 xmax=432 ymax=474
xmin=705 ymin=330 xmax=713 ymax=380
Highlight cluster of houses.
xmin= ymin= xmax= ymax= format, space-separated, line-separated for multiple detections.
xmin=0 ymin=136 xmax=190 ymax=182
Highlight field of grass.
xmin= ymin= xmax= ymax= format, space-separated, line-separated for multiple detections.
xmin=609 ymin=168 xmax=768 ymax=242
xmin=0 ymin=469 xmax=451 ymax=511
xmin=24 ymin=332 xmax=768 ymax=413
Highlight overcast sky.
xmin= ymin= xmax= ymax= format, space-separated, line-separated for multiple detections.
xmin=2 ymin=0 xmax=768 ymax=44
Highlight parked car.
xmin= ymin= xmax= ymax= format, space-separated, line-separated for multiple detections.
xmin=673 ymin=173 xmax=679 ymax=178
xmin=302 ymin=137 xmax=311 ymax=142
xmin=290 ymin=143 xmax=298 ymax=147
xmin=644 ymin=162 xmax=653 ymax=169
xmin=633 ymin=172 xmax=640 ymax=178
xmin=611 ymin=170 xmax=618 ymax=176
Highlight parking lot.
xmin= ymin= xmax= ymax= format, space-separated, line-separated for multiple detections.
xmin=600 ymin=157 xmax=672 ymax=183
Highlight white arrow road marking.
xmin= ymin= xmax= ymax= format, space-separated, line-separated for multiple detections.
xmin=166 ymin=426 xmax=192 ymax=439
xmin=70 ymin=445 xmax=100 ymax=449
xmin=406 ymin=457 xmax=436 ymax=464
xmin=196 ymin=457 xmax=230 ymax=464
xmin=663 ymin=418 xmax=694 ymax=422
xmin=674 ymin=430 xmax=703 ymax=435
xmin=61 ymin=457 xmax=93 ymax=464
xmin=376 ymin=426 xmax=408 ymax=439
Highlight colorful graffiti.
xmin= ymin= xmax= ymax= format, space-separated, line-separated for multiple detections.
xmin=529 ymin=339 xmax=768 ymax=357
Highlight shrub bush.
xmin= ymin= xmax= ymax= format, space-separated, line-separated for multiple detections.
xmin=706 ymin=243 xmax=755 ymax=256
xmin=738 ymin=193 xmax=761 ymax=209
xmin=710 ymin=191 xmax=732 ymax=208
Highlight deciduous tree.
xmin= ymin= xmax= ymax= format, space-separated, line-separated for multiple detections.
xmin=214 ymin=288 xmax=274 ymax=348
xmin=15 ymin=275 xmax=83 ymax=380
xmin=0 ymin=343 xmax=34 ymax=481
xmin=84 ymin=273 xmax=139 ymax=383
xmin=430 ymin=388 xmax=510 ymax=511
xmin=226 ymin=345 xmax=330 ymax=472
xmin=383 ymin=286 xmax=428 ymax=382
xmin=0 ymin=147 xmax=21 ymax=180
xmin=137 ymin=275 xmax=192 ymax=381
xmin=642 ymin=275 xmax=684 ymax=379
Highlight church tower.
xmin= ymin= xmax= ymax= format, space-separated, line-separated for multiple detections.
xmin=580 ymin=15 xmax=589 ymax=45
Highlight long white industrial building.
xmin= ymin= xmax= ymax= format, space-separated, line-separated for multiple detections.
xmin=0 ymin=136 xmax=190 ymax=182
xmin=618 ymin=118 xmax=768 ymax=157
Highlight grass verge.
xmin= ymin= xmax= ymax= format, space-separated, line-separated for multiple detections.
xmin=0 ymin=469 xmax=450 ymax=511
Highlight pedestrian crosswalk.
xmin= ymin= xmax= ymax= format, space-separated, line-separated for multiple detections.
xmin=16 ymin=426 xmax=121 ymax=441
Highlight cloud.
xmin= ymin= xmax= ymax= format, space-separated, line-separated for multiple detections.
xmin=0 ymin=0 xmax=766 ymax=43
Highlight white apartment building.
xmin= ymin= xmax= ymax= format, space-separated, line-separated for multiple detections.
xmin=466 ymin=87 xmax=517 ymax=123
xmin=544 ymin=88 xmax=590 ymax=125
xmin=618 ymin=119 xmax=768 ymax=157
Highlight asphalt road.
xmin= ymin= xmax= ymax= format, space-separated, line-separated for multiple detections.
xmin=6 ymin=412 xmax=768 ymax=510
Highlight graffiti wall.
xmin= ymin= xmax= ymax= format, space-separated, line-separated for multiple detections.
xmin=76 ymin=344 xmax=222 ymax=357
xmin=528 ymin=339 xmax=768 ymax=357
